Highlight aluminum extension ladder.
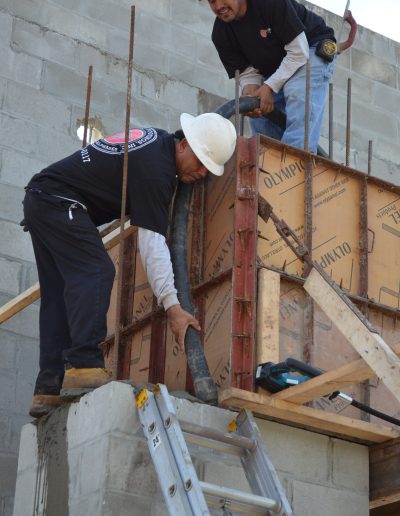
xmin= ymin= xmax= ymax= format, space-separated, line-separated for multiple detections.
xmin=136 ymin=384 xmax=293 ymax=515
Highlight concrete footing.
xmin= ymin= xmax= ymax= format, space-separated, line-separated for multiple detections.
xmin=13 ymin=382 xmax=369 ymax=515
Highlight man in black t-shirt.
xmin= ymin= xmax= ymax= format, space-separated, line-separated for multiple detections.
xmin=24 ymin=112 xmax=236 ymax=418
xmin=208 ymin=0 xmax=336 ymax=152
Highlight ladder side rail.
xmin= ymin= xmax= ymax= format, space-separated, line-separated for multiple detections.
xmin=237 ymin=410 xmax=294 ymax=516
xmin=137 ymin=390 xmax=195 ymax=515
xmin=155 ymin=385 xmax=211 ymax=515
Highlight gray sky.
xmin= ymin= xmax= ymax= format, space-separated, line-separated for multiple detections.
xmin=310 ymin=0 xmax=400 ymax=42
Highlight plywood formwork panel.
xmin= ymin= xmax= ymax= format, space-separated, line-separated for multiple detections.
xmin=368 ymin=186 xmax=400 ymax=309
xmin=257 ymin=142 xmax=361 ymax=295
xmin=203 ymin=280 xmax=232 ymax=390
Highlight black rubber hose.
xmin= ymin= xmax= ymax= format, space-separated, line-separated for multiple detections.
xmin=215 ymin=97 xmax=328 ymax=157
xmin=170 ymin=182 xmax=218 ymax=405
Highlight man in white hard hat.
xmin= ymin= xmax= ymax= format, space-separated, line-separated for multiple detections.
xmin=22 ymin=112 xmax=236 ymax=417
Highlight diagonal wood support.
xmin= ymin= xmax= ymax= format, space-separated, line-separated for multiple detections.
xmin=304 ymin=267 xmax=400 ymax=405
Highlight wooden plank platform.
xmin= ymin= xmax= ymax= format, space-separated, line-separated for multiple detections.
xmin=219 ymin=387 xmax=400 ymax=445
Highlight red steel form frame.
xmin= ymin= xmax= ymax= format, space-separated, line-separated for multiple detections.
xmin=231 ymin=136 xmax=259 ymax=391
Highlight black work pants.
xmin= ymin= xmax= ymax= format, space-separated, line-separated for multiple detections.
xmin=23 ymin=190 xmax=115 ymax=394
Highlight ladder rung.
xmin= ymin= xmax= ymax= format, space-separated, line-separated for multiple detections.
xmin=199 ymin=481 xmax=279 ymax=512
xmin=180 ymin=420 xmax=256 ymax=451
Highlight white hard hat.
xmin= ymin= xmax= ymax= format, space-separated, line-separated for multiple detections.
xmin=180 ymin=113 xmax=237 ymax=176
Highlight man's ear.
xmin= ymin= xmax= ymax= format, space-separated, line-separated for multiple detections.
xmin=177 ymin=137 xmax=189 ymax=153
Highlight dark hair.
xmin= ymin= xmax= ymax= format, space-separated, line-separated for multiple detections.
xmin=174 ymin=129 xmax=185 ymax=141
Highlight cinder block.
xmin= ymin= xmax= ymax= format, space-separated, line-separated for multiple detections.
xmin=20 ymin=262 xmax=39 ymax=292
xmin=353 ymin=25 xmax=397 ymax=66
xmin=0 ymin=11 xmax=12 ymax=47
xmin=103 ymin=491 xmax=155 ymax=516
xmin=68 ymin=494 xmax=106 ymax=516
xmin=140 ymin=74 xmax=198 ymax=114
xmin=130 ymin=97 xmax=169 ymax=130
xmin=66 ymin=382 xmax=140 ymax=443
xmin=332 ymin=439 xmax=369 ymax=492
xmin=0 ymin=369 xmax=16 ymax=412
xmin=255 ymin=418 xmax=330 ymax=484
xmin=196 ymin=36 xmax=224 ymax=68
xmin=351 ymin=48 xmax=397 ymax=88
xmin=0 ymin=412 xmax=10 ymax=451
xmin=0 ymin=148 xmax=47 ymax=188
xmin=332 ymin=65 xmax=374 ymax=102
xmin=0 ymin=45 xmax=42 ymax=89
xmin=202 ymin=459 xmax=249 ymax=492
xmin=0 ymin=455 xmax=17 ymax=496
xmin=0 ymin=182 xmax=25 ymax=225
xmin=4 ymin=81 xmax=72 ymax=135
xmin=12 ymin=18 xmax=78 ymax=69
xmin=9 ymin=413 xmax=32 ymax=454
xmin=0 ymin=331 xmax=21 ymax=370
xmin=168 ymin=54 xmax=231 ymax=98
xmin=291 ymin=479 xmax=369 ymax=516
xmin=170 ymin=0 xmax=214 ymax=36
xmin=0 ymin=221 xmax=34 ymax=262
xmin=0 ymin=113 xmax=77 ymax=164
xmin=134 ymin=0 xmax=171 ymax=20
xmin=133 ymin=42 xmax=170 ymax=76
xmin=1 ymin=495 xmax=14 ymax=516
xmin=106 ymin=434 xmax=159 ymax=495
xmin=0 ymin=257 xmax=21 ymax=296
xmin=0 ymin=294 xmax=39 ymax=339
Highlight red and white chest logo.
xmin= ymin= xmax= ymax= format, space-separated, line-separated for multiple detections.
xmin=260 ymin=28 xmax=272 ymax=38
xmin=91 ymin=128 xmax=157 ymax=154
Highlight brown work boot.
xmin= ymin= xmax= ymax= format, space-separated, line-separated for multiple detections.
xmin=61 ymin=368 xmax=113 ymax=400
xmin=29 ymin=394 xmax=62 ymax=418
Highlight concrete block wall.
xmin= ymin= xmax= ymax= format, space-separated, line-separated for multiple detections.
xmin=13 ymin=382 xmax=369 ymax=516
xmin=0 ymin=0 xmax=399 ymax=513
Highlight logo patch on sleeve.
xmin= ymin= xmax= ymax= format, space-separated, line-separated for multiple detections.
xmin=91 ymin=128 xmax=157 ymax=154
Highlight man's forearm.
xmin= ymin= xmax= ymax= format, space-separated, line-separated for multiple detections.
xmin=138 ymin=227 xmax=179 ymax=311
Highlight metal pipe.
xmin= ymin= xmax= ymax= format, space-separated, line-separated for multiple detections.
xmin=329 ymin=82 xmax=333 ymax=160
xmin=113 ymin=6 xmax=135 ymax=379
xmin=235 ymin=69 xmax=240 ymax=135
xmin=82 ymin=65 xmax=93 ymax=148
xmin=346 ymin=78 xmax=352 ymax=167
xmin=304 ymin=59 xmax=311 ymax=152
xmin=368 ymin=140 xmax=373 ymax=176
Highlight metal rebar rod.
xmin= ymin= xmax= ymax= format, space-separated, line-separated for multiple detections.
xmin=113 ymin=6 xmax=135 ymax=380
xmin=346 ymin=78 xmax=351 ymax=167
xmin=304 ymin=59 xmax=311 ymax=151
xmin=234 ymin=69 xmax=240 ymax=135
xmin=82 ymin=65 xmax=93 ymax=148
xmin=329 ymin=82 xmax=333 ymax=159
xmin=368 ymin=140 xmax=373 ymax=176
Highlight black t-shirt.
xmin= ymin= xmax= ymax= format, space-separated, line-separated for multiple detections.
xmin=212 ymin=0 xmax=335 ymax=79
xmin=27 ymin=128 xmax=178 ymax=237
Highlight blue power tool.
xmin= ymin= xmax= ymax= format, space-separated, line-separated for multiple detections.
xmin=255 ymin=358 xmax=400 ymax=428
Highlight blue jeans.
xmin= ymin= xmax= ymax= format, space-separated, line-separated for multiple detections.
xmin=249 ymin=47 xmax=335 ymax=153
